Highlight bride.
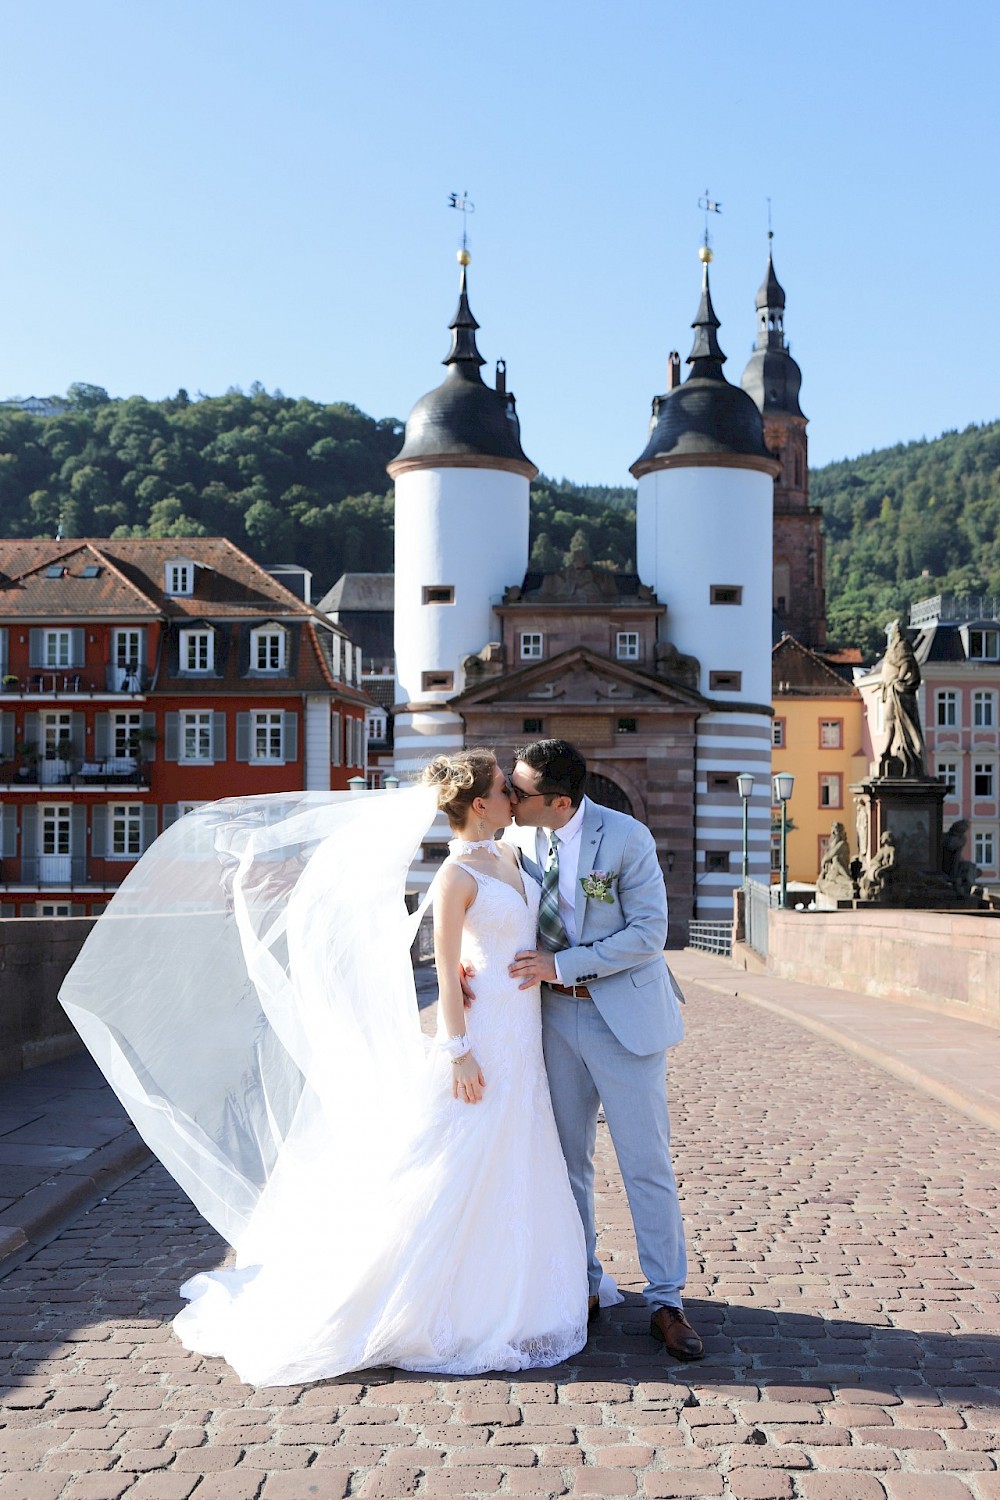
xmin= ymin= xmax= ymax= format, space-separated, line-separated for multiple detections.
xmin=59 ymin=749 xmax=589 ymax=1385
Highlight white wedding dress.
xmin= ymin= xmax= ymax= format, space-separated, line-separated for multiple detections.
xmin=59 ymin=787 xmax=588 ymax=1386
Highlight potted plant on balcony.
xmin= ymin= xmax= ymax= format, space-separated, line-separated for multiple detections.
xmin=126 ymin=725 xmax=158 ymax=781
xmin=2 ymin=675 xmax=18 ymax=693
xmin=15 ymin=739 xmax=38 ymax=780
xmin=50 ymin=733 xmax=78 ymax=783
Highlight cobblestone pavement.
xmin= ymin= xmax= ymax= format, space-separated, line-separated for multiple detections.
xmin=0 ymin=975 xmax=997 ymax=1500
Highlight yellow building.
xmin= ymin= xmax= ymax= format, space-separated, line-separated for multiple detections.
xmin=771 ymin=637 xmax=867 ymax=885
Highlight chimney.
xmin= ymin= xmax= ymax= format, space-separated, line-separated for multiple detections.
xmin=667 ymin=351 xmax=681 ymax=390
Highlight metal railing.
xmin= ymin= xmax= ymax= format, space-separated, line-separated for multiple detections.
xmin=744 ymin=878 xmax=775 ymax=958
xmin=687 ymin=919 xmax=733 ymax=957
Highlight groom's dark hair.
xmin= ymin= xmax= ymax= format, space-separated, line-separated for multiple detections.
xmin=515 ymin=739 xmax=588 ymax=807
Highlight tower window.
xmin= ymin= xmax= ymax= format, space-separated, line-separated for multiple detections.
xmin=616 ymin=717 xmax=637 ymax=734
xmin=705 ymin=851 xmax=731 ymax=873
xmin=710 ymin=585 xmax=742 ymax=606
xmin=520 ymin=632 xmax=543 ymax=660
xmin=522 ymin=718 xmax=544 ymax=734
xmin=616 ymin=631 xmax=640 ymax=660
xmin=708 ymin=773 xmax=737 ymax=791
xmin=421 ymin=670 xmax=453 ymax=692
xmin=422 ymin=585 xmax=455 ymax=605
xmin=709 ymin=671 xmax=742 ymax=692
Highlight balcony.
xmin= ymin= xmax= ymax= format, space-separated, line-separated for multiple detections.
xmin=0 ymin=755 xmax=149 ymax=789
xmin=20 ymin=855 xmax=89 ymax=886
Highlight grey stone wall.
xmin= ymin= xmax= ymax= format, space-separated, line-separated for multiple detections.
xmin=0 ymin=918 xmax=95 ymax=1078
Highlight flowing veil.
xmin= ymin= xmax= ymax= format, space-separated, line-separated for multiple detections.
xmin=59 ymin=785 xmax=439 ymax=1251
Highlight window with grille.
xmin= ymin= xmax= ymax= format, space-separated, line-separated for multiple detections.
xmin=109 ymin=804 xmax=143 ymax=858
xmin=44 ymin=631 xmax=72 ymax=668
xmin=819 ymin=773 xmax=843 ymax=808
xmin=520 ymin=633 xmax=543 ymax=660
xmin=180 ymin=629 xmax=214 ymax=673
xmin=251 ymin=627 xmax=286 ymax=672
xmin=973 ymin=691 xmax=995 ymax=728
xmin=252 ymin=712 xmax=285 ymax=762
xmin=973 ymin=762 xmax=995 ymax=797
xmin=936 ymin=690 xmax=958 ymax=727
xmin=616 ymin=632 xmax=640 ymax=661
xmin=181 ymin=712 xmax=213 ymax=761
xmin=819 ymin=719 xmax=843 ymax=749
xmin=974 ymin=829 xmax=995 ymax=865
xmin=937 ymin=761 xmax=959 ymax=797
xmin=772 ymin=718 xmax=785 ymax=748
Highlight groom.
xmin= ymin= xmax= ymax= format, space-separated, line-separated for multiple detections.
xmin=505 ymin=739 xmax=702 ymax=1360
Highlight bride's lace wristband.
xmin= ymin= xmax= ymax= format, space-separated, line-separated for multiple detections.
xmin=441 ymin=1034 xmax=472 ymax=1061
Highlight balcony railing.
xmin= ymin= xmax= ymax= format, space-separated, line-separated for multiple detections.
xmin=20 ymin=855 xmax=89 ymax=885
xmin=0 ymin=756 xmax=149 ymax=788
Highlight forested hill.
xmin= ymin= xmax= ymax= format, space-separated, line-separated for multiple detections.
xmin=0 ymin=385 xmax=997 ymax=654
xmin=0 ymin=384 xmax=636 ymax=600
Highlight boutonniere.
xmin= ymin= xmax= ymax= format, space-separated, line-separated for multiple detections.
xmin=580 ymin=870 xmax=616 ymax=903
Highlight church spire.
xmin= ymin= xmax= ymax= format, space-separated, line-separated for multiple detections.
xmin=443 ymin=253 xmax=486 ymax=375
xmin=686 ymin=249 xmax=727 ymax=378
xmin=754 ymin=239 xmax=787 ymax=351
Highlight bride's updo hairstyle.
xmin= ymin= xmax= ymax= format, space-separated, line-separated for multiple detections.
xmin=420 ymin=750 xmax=498 ymax=830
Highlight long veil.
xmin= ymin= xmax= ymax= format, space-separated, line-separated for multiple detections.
xmin=59 ymin=786 xmax=439 ymax=1250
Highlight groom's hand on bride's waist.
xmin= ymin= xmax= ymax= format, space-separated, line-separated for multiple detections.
xmin=459 ymin=962 xmax=476 ymax=1006
xmin=509 ymin=949 xmax=558 ymax=989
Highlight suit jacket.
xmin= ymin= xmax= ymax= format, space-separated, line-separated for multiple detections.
xmin=505 ymin=799 xmax=684 ymax=1056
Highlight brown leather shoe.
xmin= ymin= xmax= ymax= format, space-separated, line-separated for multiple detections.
xmin=650 ymin=1305 xmax=703 ymax=1360
xmin=587 ymin=1294 xmax=600 ymax=1324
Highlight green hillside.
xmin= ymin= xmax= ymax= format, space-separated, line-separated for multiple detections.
xmin=1 ymin=386 xmax=997 ymax=654
xmin=814 ymin=419 xmax=1000 ymax=655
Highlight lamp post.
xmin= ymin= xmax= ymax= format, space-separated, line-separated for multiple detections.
xmin=772 ymin=771 xmax=795 ymax=907
xmin=737 ymin=773 xmax=754 ymax=884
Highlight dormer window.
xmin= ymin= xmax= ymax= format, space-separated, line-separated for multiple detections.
xmin=250 ymin=623 xmax=287 ymax=673
xmin=180 ymin=627 xmax=214 ymax=673
xmin=965 ymin=627 xmax=1000 ymax=661
xmin=165 ymin=559 xmax=195 ymax=596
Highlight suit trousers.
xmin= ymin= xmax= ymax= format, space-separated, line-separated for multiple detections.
xmin=541 ymin=986 xmax=687 ymax=1309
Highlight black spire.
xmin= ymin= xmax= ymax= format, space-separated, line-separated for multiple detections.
xmin=741 ymin=243 xmax=804 ymax=418
xmin=443 ymin=264 xmax=486 ymax=372
xmin=387 ymin=255 xmax=536 ymax=477
xmin=686 ymin=259 xmax=727 ymax=377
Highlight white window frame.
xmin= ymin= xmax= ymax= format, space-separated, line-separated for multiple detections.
xmin=250 ymin=626 xmax=286 ymax=673
xmin=180 ymin=628 xmax=214 ymax=674
xmin=520 ymin=632 xmax=543 ymax=661
xmin=367 ymin=712 xmax=386 ymax=742
xmin=819 ymin=719 xmax=843 ymax=749
xmin=772 ymin=718 xmax=785 ymax=748
xmin=111 ymin=710 xmax=143 ymax=760
xmin=165 ymin=561 xmax=194 ymax=596
xmin=972 ymin=690 xmax=996 ymax=729
xmin=967 ymin=628 xmax=1000 ymax=661
xmin=44 ymin=630 xmax=72 ymax=669
xmin=40 ymin=804 xmax=72 ymax=856
xmin=250 ymin=711 xmax=285 ymax=764
xmin=41 ymin=711 xmax=73 ymax=760
xmin=973 ymin=761 xmax=995 ymax=798
xmin=936 ymin=690 xmax=959 ymax=728
xmin=108 ymin=803 xmax=143 ymax=859
xmin=180 ymin=711 xmax=214 ymax=763
xmin=39 ymin=902 xmax=72 ymax=917
xmin=616 ymin=631 xmax=640 ymax=662
xmin=974 ymin=829 xmax=996 ymax=866
xmin=937 ymin=759 xmax=960 ymax=798
xmin=819 ymin=773 xmax=843 ymax=809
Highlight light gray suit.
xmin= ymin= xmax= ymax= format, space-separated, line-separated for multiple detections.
xmin=508 ymin=798 xmax=688 ymax=1308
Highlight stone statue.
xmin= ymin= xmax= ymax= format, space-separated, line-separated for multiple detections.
xmin=878 ymin=620 xmax=927 ymax=778
xmin=816 ymin=820 xmax=855 ymax=903
xmin=860 ymin=829 xmax=897 ymax=902
xmin=942 ymin=819 xmax=981 ymax=899
xmin=854 ymin=796 xmax=869 ymax=864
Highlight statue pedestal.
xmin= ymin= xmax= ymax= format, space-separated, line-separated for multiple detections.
xmin=852 ymin=776 xmax=947 ymax=875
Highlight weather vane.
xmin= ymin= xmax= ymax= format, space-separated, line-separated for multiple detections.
xmin=698 ymin=188 xmax=722 ymax=253
xmin=448 ymin=191 xmax=475 ymax=255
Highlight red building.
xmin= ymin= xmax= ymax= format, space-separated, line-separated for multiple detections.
xmin=0 ymin=537 xmax=370 ymax=916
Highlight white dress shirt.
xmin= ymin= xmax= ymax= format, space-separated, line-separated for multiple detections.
xmin=541 ymin=797 xmax=588 ymax=977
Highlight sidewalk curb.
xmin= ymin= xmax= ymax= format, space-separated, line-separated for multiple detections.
xmin=692 ymin=972 xmax=1000 ymax=1135
xmin=0 ymin=1130 xmax=153 ymax=1272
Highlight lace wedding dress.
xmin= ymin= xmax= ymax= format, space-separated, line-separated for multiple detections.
xmin=59 ymin=787 xmax=588 ymax=1386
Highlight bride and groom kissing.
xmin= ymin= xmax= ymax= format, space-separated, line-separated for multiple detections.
xmin=62 ymin=735 xmax=702 ymax=1384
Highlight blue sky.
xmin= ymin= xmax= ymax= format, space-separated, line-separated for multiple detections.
xmin=0 ymin=1 xmax=996 ymax=484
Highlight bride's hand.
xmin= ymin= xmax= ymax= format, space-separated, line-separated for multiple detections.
xmin=452 ymin=1053 xmax=486 ymax=1104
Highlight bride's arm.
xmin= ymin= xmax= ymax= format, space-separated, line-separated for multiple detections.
xmin=434 ymin=864 xmax=486 ymax=1105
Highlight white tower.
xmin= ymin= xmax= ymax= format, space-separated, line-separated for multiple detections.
xmin=388 ymin=253 xmax=537 ymax=788
xmin=631 ymin=249 xmax=779 ymax=917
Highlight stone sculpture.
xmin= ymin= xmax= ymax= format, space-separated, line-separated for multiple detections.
xmin=816 ymin=820 xmax=855 ymax=903
xmin=878 ymin=620 xmax=927 ymax=778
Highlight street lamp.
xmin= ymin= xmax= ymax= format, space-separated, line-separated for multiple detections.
xmin=737 ymin=773 xmax=754 ymax=884
xmin=772 ymin=772 xmax=795 ymax=907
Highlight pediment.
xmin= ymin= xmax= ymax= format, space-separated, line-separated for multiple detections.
xmin=452 ymin=645 xmax=707 ymax=711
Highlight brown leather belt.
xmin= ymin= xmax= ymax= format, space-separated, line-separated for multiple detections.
xmin=546 ymin=981 xmax=593 ymax=1000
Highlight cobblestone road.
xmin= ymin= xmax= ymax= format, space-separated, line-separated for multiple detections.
xmin=0 ymin=977 xmax=997 ymax=1500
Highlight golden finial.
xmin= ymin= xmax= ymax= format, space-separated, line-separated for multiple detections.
xmin=699 ymin=244 xmax=713 ymax=264
xmin=457 ymin=247 xmax=471 ymax=267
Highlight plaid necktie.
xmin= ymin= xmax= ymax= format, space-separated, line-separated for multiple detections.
xmin=538 ymin=833 xmax=569 ymax=952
